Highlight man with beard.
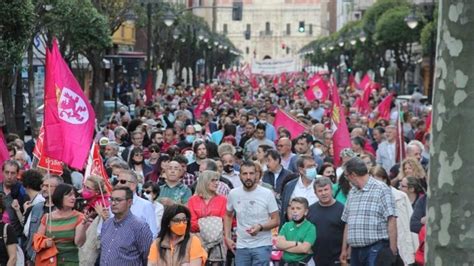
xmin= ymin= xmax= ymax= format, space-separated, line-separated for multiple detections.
xmin=224 ymin=161 xmax=280 ymax=266
xmin=187 ymin=140 xmax=208 ymax=177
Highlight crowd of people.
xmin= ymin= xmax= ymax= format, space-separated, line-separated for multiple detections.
xmin=0 ymin=75 xmax=431 ymax=266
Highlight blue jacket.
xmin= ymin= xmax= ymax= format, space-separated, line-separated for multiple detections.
xmin=261 ymin=167 xmax=295 ymax=194
xmin=279 ymin=178 xmax=299 ymax=227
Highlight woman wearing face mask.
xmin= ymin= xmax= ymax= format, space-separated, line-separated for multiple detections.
xmin=276 ymin=197 xmax=316 ymax=265
xmin=78 ymin=176 xmax=110 ymax=265
xmin=318 ymin=162 xmax=336 ymax=183
xmin=142 ymin=181 xmax=164 ymax=234
xmin=128 ymin=147 xmax=153 ymax=183
xmin=148 ymin=204 xmax=207 ymax=266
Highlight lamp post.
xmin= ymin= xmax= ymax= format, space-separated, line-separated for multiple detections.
xmin=405 ymin=0 xmax=435 ymax=101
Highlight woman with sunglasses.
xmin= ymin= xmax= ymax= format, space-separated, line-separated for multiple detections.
xmin=146 ymin=144 xmax=161 ymax=167
xmin=142 ymin=181 xmax=164 ymax=234
xmin=34 ymin=183 xmax=87 ymax=265
xmin=148 ymin=204 xmax=207 ymax=266
xmin=128 ymin=147 xmax=153 ymax=183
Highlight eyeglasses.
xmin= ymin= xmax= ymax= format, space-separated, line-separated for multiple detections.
xmin=118 ymin=179 xmax=134 ymax=185
xmin=171 ymin=217 xmax=188 ymax=223
xmin=109 ymin=197 xmax=127 ymax=203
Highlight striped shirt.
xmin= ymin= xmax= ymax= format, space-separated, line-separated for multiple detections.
xmin=341 ymin=177 xmax=397 ymax=247
xmin=100 ymin=212 xmax=153 ymax=266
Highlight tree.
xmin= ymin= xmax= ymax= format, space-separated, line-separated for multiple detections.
xmin=427 ymin=0 xmax=474 ymax=264
xmin=375 ymin=6 xmax=421 ymax=91
xmin=0 ymin=0 xmax=34 ymax=133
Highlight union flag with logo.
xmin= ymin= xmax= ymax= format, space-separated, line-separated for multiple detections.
xmin=43 ymin=39 xmax=95 ymax=169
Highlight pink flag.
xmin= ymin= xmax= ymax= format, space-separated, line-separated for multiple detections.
xmin=330 ymin=81 xmax=352 ymax=167
xmin=273 ymin=109 xmax=307 ymax=139
xmin=273 ymin=75 xmax=279 ymax=87
xmin=280 ymin=72 xmax=287 ymax=85
xmin=144 ymin=72 xmax=154 ymax=104
xmin=306 ymin=74 xmax=329 ymax=101
xmin=375 ymin=94 xmax=394 ymax=121
xmin=233 ymin=90 xmax=241 ymax=101
xmin=33 ymin=126 xmax=64 ymax=175
xmin=0 ymin=129 xmax=9 ymax=175
xmin=194 ymin=86 xmax=212 ymax=119
xmin=358 ymin=74 xmax=372 ymax=91
xmin=43 ymin=39 xmax=96 ymax=169
xmin=250 ymin=75 xmax=259 ymax=89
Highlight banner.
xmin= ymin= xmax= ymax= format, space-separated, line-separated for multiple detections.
xmin=251 ymin=58 xmax=297 ymax=75
xmin=43 ymin=39 xmax=95 ymax=169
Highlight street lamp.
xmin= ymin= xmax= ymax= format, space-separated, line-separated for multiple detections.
xmin=163 ymin=10 xmax=176 ymax=26
xmin=181 ymin=37 xmax=186 ymax=43
xmin=338 ymin=39 xmax=344 ymax=47
xmin=173 ymin=28 xmax=180 ymax=40
xmin=359 ymin=31 xmax=367 ymax=43
xmin=203 ymin=37 xmax=209 ymax=43
xmin=198 ymin=30 xmax=204 ymax=41
xmin=350 ymin=39 xmax=357 ymax=45
xmin=214 ymin=40 xmax=219 ymax=46
xmin=405 ymin=8 xmax=419 ymax=29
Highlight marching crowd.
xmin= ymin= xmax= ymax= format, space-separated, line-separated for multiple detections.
xmin=0 ymin=75 xmax=431 ymax=266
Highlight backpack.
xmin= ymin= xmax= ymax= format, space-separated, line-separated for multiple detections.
xmin=2 ymin=223 xmax=25 ymax=266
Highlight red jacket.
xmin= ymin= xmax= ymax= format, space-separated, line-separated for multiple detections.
xmin=187 ymin=195 xmax=227 ymax=233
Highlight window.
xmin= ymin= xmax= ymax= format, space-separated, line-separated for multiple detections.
xmin=286 ymin=47 xmax=290 ymax=54
xmin=309 ymin=24 xmax=313 ymax=35
xmin=246 ymin=24 xmax=251 ymax=32
xmin=286 ymin=23 xmax=291 ymax=35
xmin=121 ymin=25 xmax=125 ymax=38
xmin=265 ymin=22 xmax=271 ymax=33
xmin=223 ymin=24 xmax=228 ymax=34
xmin=246 ymin=47 xmax=250 ymax=54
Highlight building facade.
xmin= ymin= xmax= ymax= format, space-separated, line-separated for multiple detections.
xmin=191 ymin=0 xmax=325 ymax=63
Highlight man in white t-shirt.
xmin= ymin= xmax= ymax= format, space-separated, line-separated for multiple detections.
xmin=224 ymin=161 xmax=280 ymax=266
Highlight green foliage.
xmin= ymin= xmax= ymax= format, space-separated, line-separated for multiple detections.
xmin=363 ymin=0 xmax=409 ymax=34
xmin=420 ymin=21 xmax=435 ymax=56
xmin=0 ymin=0 xmax=34 ymax=74
xmin=42 ymin=0 xmax=111 ymax=61
xmin=375 ymin=6 xmax=420 ymax=48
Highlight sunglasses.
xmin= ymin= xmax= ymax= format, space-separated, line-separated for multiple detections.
xmin=171 ymin=217 xmax=188 ymax=223
xmin=150 ymin=149 xmax=159 ymax=153
xmin=143 ymin=190 xmax=152 ymax=194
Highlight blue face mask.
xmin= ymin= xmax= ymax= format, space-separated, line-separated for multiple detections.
xmin=137 ymin=183 xmax=143 ymax=195
xmin=186 ymin=135 xmax=196 ymax=143
xmin=305 ymin=167 xmax=318 ymax=180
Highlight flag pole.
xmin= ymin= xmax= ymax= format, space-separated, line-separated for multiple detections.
xmin=47 ymin=160 xmax=52 ymax=234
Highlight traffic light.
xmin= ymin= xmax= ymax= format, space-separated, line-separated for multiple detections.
xmin=347 ymin=67 xmax=352 ymax=73
xmin=232 ymin=1 xmax=243 ymax=21
xmin=298 ymin=21 xmax=305 ymax=33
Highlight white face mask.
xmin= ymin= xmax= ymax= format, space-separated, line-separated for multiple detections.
xmin=144 ymin=192 xmax=153 ymax=201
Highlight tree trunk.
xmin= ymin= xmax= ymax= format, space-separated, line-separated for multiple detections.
xmin=89 ymin=56 xmax=105 ymax=123
xmin=427 ymin=0 xmax=474 ymax=264
xmin=1 ymin=73 xmax=17 ymax=134
xmin=15 ymin=70 xmax=25 ymax=139
xmin=27 ymin=43 xmax=38 ymax=132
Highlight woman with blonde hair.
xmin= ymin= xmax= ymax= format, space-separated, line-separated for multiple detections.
xmin=187 ymin=171 xmax=227 ymax=264
xmin=392 ymin=157 xmax=427 ymax=189
xmin=370 ymin=166 xmax=419 ymax=265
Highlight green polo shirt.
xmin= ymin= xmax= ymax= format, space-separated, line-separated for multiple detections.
xmin=279 ymin=219 xmax=317 ymax=263
xmin=158 ymin=182 xmax=192 ymax=204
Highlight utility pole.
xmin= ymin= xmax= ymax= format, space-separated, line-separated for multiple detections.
xmin=212 ymin=0 xmax=217 ymax=33
xmin=147 ymin=2 xmax=152 ymax=72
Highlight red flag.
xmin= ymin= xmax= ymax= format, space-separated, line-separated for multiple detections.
xmin=273 ymin=75 xmax=279 ymax=87
xmin=358 ymin=74 xmax=372 ymax=91
xmin=358 ymin=85 xmax=372 ymax=114
xmin=330 ymin=81 xmax=352 ymax=167
xmin=375 ymin=94 xmax=394 ymax=121
xmin=250 ymin=75 xmax=259 ymax=89
xmin=304 ymin=88 xmax=316 ymax=101
xmin=306 ymin=74 xmax=329 ymax=101
xmin=280 ymin=72 xmax=287 ymax=85
xmin=84 ymin=143 xmax=113 ymax=194
xmin=144 ymin=72 xmax=153 ymax=104
xmin=43 ymin=39 xmax=96 ymax=169
xmin=194 ymin=86 xmax=212 ymax=119
xmin=233 ymin=90 xmax=241 ymax=101
xmin=33 ymin=126 xmax=64 ymax=175
xmin=273 ymin=109 xmax=307 ymax=140
xmin=348 ymin=73 xmax=357 ymax=91
xmin=425 ymin=110 xmax=432 ymax=133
